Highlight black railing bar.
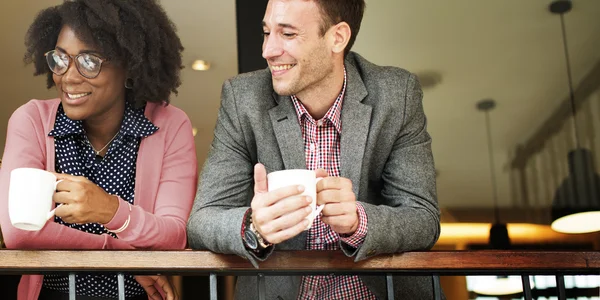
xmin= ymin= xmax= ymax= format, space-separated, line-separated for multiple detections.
xmin=69 ymin=273 xmax=76 ymax=300
xmin=386 ymin=273 xmax=394 ymax=300
xmin=257 ymin=273 xmax=266 ymax=300
xmin=433 ymin=275 xmax=441 ymax=300
xmin=521 ymin=275 xmax=532 ymax=300
xmin=210 ymin=273 xmax=217 ymax=300
xmin=118 ymin=273 xmax=125 ymax=300
xmin=3 ymin=269 xmax=597 ymax=276
xmin=556 ymin=274 xmax=566 ymax=300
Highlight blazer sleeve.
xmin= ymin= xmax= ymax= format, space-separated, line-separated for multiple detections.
xmin=103 ymin=110 xmax=198 ymax=250
xmin=342 ymin=74 xmax=441 ymax=261
xmin=187 ymin=79 xmax=260 ymax=262
xmin=0 ymin=102 xmax=133 ymax=250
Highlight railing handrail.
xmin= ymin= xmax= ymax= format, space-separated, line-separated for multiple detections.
xmin=0 ymin=250 xmax=598 ymax=275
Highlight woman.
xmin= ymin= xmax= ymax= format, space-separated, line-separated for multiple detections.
xmin=0 ymin=0 xmax=197 ymax=299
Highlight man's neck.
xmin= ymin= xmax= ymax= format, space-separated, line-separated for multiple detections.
xmin=296 ymin=64 xmax=345 ymax=120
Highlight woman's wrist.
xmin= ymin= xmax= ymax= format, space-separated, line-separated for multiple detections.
xmin=99 ymin=194 xmax=121 ymax=225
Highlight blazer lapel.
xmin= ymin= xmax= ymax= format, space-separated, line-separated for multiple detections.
xmin=268 ymin=93 xmax=306 ymax=171
xmin=340 ymin=62 xmax=371 ymax=195
xmin=268 ymin=93 xmax=309 ymax=247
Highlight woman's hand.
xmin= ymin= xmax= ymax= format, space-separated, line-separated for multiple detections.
xmin=52 ymin=173 xmax=119 ymax=224
xmin=135 ymin=275 xmax=179 ymax=300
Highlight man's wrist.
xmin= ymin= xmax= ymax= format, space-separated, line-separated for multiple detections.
xmin=339 ymin=202 xmax=368 ymax=247
xmin=242 ymin=209 xmax=273 ymax=252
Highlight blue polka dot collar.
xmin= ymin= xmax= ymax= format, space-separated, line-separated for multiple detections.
xmin=49 ymin=102 xmax=158 ymax=138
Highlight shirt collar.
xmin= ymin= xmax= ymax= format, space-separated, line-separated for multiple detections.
xmin=49 ymin=102 xmax=158 ymax=138
xmin=291 ymin=67 xmax=347 ymax=133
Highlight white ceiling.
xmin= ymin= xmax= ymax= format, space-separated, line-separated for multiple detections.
xmin=1 ymin=0 xmax=599 ymax=209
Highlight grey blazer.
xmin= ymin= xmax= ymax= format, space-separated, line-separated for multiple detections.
xmin=188 ymin=52 xmax=442 ymax=299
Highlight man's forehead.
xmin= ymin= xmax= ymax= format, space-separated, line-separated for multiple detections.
xmin=263 ymin=0 xmax=321 ymax=26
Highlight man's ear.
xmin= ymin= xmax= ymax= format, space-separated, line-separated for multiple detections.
xmin=328 ymin=21 xmax=351 ymax=54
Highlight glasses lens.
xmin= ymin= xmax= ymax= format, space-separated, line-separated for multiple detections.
xmin=46 ymin=50 xmax=69 ymax=75
xmin=76 ymin=54 xmax=102 ymax=78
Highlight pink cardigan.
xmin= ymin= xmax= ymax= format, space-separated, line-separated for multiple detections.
xmin=0 ymin=99 xmax=198 ymax=300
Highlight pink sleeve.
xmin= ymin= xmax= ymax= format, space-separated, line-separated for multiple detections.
xmin=103 ymin=114 xmax=198 ymax=249
xmin=0 ymin=103 xmax=133 ymax=250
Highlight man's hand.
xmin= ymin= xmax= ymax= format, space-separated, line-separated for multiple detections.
xmin=52 ymin=173 xmax=119 ymax=224
xmin=315 ymin=169 xmax=359 ymax=235
xmin=135 ymin=275 xmax=179 ymax=300
xmin=250 ymin=164 xmax=312 ymax=244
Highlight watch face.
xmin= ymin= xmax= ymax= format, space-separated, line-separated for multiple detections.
xmin=244 ymin=229 xmax=258 ymax=250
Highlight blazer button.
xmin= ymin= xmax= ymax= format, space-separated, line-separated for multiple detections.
xmin=367 ymin=249 xmax=376 ymax=256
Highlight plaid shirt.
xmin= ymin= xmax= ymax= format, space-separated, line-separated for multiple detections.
xmin=291 ymin=68 xmax=375 ymax=300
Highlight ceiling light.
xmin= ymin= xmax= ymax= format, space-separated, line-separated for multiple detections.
xmin=415 ymin=71 xmax=442 ymax=90
xmin=477 ymin=99 xmax=512 ymax=250
xmin=548 ymin=0 xmax=600 ymax=234
xmin=551 ymin=211 xmax=600 ymax=234
xmin=192 ymin=127 xmax=198 ymax=137
xmin=471 ymin=276 xmax=533 ymax=296
xmin=191 ymin=60 xmax=211 ymax=71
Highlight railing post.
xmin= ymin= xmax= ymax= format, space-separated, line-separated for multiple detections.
xmin=386 ymin=273 xmax=394 ymax=300
xmin=432 ymin=275 xmax=441 ymax=300
xmin=117 ymin=273 xmax=125 ymax=300
xmin=210 ymin=273 xmax=218 ymax=300
xmin=257 ymin=273 xmax=266 ymax=300
xmin=556 ymin=274 xmax=566 ymax=300
xmin=68 ymin=273 xmax=76 ymax=300
xmin=521 ymin=275 xmax=532 ymax=300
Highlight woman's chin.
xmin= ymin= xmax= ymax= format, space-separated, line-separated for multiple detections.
xmin=62 ymin=108 xmax=88 ymax=121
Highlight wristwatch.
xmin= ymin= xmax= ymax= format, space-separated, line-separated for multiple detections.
xmin=243 ymin=211 xmax=272 ymax=251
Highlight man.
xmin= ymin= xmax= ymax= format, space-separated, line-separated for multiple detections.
xmin=188 ymin=0 xmax=441 ymax=298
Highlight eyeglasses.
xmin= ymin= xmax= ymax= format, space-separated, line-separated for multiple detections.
xmin=44 ymin=49 xmax=108 ymax=79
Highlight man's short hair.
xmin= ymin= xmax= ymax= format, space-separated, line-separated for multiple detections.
xmin=313 ymin=0 xmax=366 ymax=57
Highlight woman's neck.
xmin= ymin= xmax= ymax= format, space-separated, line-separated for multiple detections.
xmin=83 ymin=102 xmax=125 ymax=152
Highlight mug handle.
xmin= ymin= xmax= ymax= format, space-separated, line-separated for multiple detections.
xmin=313 ymin=203 xmax=325 ymax=218
xmin=314 ymin=177 xmax=325 ymax=218
xmin=46 ymin=180 xmax=64 ymax=221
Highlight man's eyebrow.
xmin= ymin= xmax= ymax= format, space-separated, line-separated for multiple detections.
xmin=262 ymin=21 xmax=299 ymax=30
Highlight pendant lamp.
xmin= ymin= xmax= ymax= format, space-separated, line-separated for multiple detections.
xmin=548 ymin=0 xmax=600 ymax=234
xmin=471 ymin=100 xmax=530 ymax=296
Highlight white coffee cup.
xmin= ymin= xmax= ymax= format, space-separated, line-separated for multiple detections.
xmin=267 ymin=169 xmax=325 ymax=230
xmin=8 ymin=168 xmax=61 ymax=231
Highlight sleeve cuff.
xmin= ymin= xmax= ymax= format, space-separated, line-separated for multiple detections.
xmin=339 ymin=202 xmax=368 ymax=248
xmin=240 ymin=208 xmax=251 ymax=240
xmin=103 ymin=196 xmax=130 ymax=231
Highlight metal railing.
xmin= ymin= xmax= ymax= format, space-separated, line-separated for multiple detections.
xmin=0 ymin=250 xmax=598 ymax=300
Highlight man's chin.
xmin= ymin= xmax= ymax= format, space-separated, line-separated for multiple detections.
xmin=272 ymin=81 xmax=295 ymax=96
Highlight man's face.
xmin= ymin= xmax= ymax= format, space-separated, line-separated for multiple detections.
xmin=262 ymin=0 xmax=335 ymax=97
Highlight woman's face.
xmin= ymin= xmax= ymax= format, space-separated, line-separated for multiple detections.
xmin=52 ymin=25 xmax=127 ymax=121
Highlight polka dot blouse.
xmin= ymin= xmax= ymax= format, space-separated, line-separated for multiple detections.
xmin=44 ymin=102 xmax=158 ymax=298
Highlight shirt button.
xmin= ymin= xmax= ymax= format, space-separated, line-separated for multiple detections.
xmin=309 ymin=143 xmax=316 ymax=152
xmin=315 ymin=238 xmax=322 ymax=244
xmin=317 ymin=120 xmax=324 ymax=127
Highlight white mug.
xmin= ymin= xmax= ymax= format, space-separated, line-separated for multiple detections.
xmin=8 ymin=168 xmax=61 ymax=231
xmin=267 ymin=169 xmax=325 ymax=230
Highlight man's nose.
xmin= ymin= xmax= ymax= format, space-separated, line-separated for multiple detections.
xmin=262 ymin=35 xmax=284 ymax=60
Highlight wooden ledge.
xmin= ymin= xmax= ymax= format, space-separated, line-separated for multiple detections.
xmin=0 ymin=250 xmax=598 ymax=275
